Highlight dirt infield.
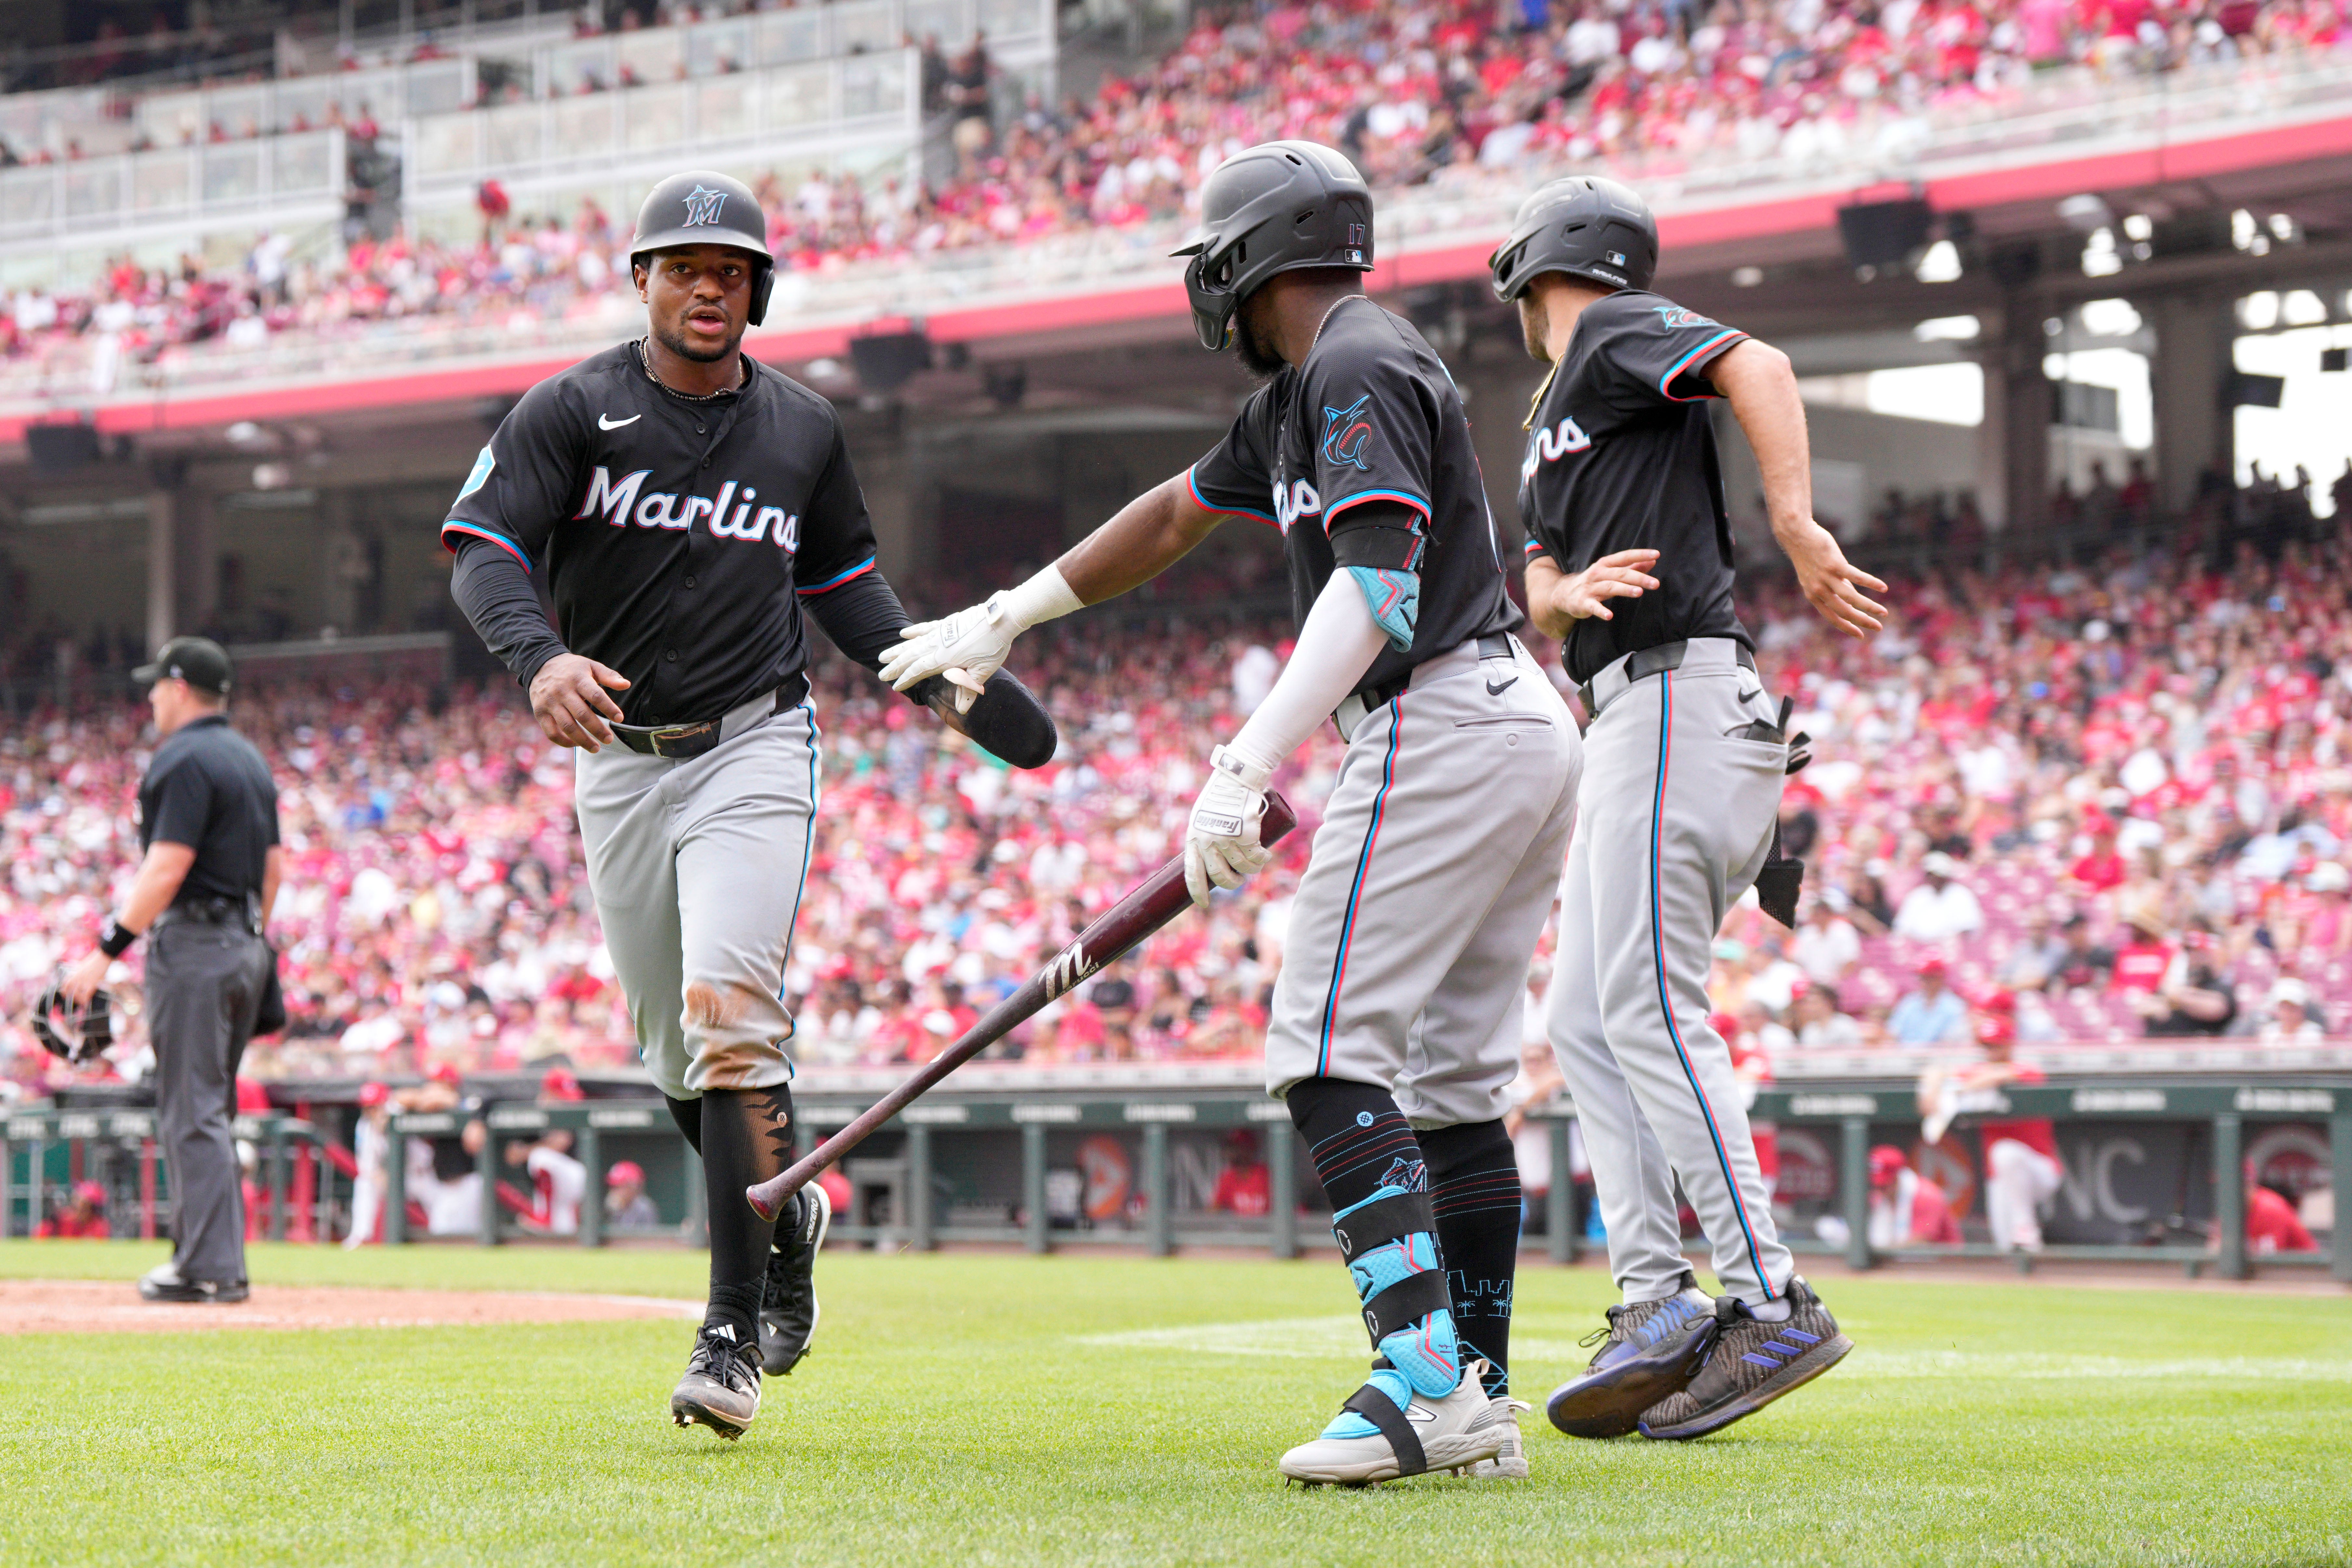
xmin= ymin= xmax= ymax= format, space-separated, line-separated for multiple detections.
xmin=0 ymin=1279 xmax=701 ymax=1335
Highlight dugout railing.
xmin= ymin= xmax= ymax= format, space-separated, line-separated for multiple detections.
xmin=1 ymin=1107 xmax=331 ymax=1243
xmin=11 ymin=1079 xmax=2345 ymax=1282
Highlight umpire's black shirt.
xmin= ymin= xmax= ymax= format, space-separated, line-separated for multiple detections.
xmin=138 ymin=714 xmax=279 ymax=907
xmin=1517 ymin=289 xmax=1755 ymax=685
xmin=443 ymin=341 xmax=892 ymax=727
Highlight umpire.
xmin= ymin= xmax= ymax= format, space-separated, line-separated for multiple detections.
xmin=61 ymin=636 xmax=279 ymax=1304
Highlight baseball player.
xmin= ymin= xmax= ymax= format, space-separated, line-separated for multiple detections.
xmin=882 ymin=141 xmax=1580 ymax=1485
xmin=1489 ymin=176 xmax=1880 ymax=1441
xmin=443 ymin=169 xmax=1054 ymax=1439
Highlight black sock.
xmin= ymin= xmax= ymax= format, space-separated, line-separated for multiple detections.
xmin=664 ymin=1093 xmax=702 ymax=1154
xmin=1286 ymin=1077 xmax=1427 ymax=1211
xmin=1420 ymin=1119 xmax=1520 ymax=1397
xmin=693 ymin=1084 xmax=794 ymax=1346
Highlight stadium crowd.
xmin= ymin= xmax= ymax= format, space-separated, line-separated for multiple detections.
xmin=7 ymin=502 xmax=2352 ymax=1097
xmin=4 ymin=0 xmax=2346 ymax=384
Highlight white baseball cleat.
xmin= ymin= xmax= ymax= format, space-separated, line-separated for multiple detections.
xmin=1279 ymin=1358 xmax=1509 ymax=1486
xmin=1466 ymin=1394 xmax=1532 ymax=1478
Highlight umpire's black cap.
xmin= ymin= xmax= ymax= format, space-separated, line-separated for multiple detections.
xmin=1489 ymin=175 xmax=1659 ymax=301
xmin=132 ymin=635 xmax=232 ymax=695
xmin=631 ymin=170 xmax=776 ymax=325
xmin=1172 ymin=141 xmax=1374 ymax=352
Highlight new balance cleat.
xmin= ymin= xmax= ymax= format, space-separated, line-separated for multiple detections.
xmin=759 ymin=1180 xmax=829 ymax=1376
xmin=670 ymin=1323 xmax=762 ymax=1440
xmin=1466 ymin=1395 xmax=1532 ymax=1478
xmin=1637 ymin=1277 xmax=1852 ymax=1441
xmin=1545 ymin=1271 xmax=1717 ymax=1439
xmin=1280 ymin=1358 xmax=1510 ymax=1486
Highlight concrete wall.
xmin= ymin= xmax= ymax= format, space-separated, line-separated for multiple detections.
xmin=1717 ymin=401 xmax=1985 ymax=539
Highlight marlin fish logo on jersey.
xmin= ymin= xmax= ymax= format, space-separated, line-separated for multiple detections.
xmin=1652 ymin=305 xmax=1719 ymax=332
xmin=680 ymin=185 xmax=729 ymax=227
xmin=1320 ymin=396 xmax=1375 ymax=472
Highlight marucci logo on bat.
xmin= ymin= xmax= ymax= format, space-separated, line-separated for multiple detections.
xmin=1041 ymin=940 xmax=1101 ymax=999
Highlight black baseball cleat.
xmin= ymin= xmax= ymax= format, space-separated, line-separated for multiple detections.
xmin=137 ymin=1264 xmax=249 ymax=1304
xmin=671 ymin=1323 xmax=763 ymax=1439
xmin=1636 ymin=1277 xmax=1852 ymax=1441
xmin=1545 ymin=1272 xmax=1717 ymax=1438
xmin=758 ymin=1181 xmax=830 ymax=1376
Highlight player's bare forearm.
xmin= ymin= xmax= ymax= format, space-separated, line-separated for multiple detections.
xmin=1712 ymin=340 xmax=1811 ymax=536
xmin=1523 ymin=554 xmax=1573 ymax=640
xmin=1054 ymin=474 xmax=1227 ymax=604
xmin=1714 ymin=338 xmax=1887 ymax=638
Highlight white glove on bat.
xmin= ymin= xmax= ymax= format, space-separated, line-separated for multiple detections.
xmin=881 ymin=567 xmax=1081 ymax=713
xmin=1184 ymin=742 xmax=1276 ymax=908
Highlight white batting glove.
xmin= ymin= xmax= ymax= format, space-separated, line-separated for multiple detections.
xmin=881 ymin=567 xmax=1082 ymax=714
xmin=881 ymin=596 xmax=1013 ymax=713
xmin=1184 ymin=743 xmax=1275 ymax=908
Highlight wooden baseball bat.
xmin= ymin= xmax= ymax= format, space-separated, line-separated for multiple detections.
xmin=747 ymin=790 xmax=1299 ymax=1220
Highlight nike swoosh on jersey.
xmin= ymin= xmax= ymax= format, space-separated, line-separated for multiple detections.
xmin=1485 ymin=675 xmax=1519 ymax=696
xmin=598 ymin=413 xmax=642 ymax=430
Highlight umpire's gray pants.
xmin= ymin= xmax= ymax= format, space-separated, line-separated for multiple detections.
xmin=147 ymin=920 xmax=271 ymax=1282
xmin=575 ymin=702 xmax=817 ymax=1100
xmin=1267 ymin=637 xmax=1581 ymax=1128
xmin=1547 ymin=638 xmax=1795 ymax=1305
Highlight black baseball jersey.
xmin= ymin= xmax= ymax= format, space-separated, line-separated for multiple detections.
xmin=442 ymin=342 xmax=882 ymax=726
xmin=137 ymin=714 xmax=280 ymax=907
xmin=1516 ymin=289 xmax=1753 ymax=685
xmin=1186 ymin=297 xmax=1518 ymax=696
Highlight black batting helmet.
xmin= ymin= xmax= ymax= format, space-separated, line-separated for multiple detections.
xmin=630 ymin=170 xmax=776 ymax=326
xmin=32 ymin=984 xmax=114 ymax=1067
xmin=1489 ymin=175 xmax=1659 ymax=301
xmin=1173 ymin=141 xmax=1374 ymax=352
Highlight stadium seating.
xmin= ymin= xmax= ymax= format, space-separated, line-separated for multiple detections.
xmin=0 ymin=0 xmax=2340 ymax=395
xmin=5 ymin=502 xmax=2352 ymax=1092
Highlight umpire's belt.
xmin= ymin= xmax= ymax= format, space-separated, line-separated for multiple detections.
xmin=1333 ymin=632 xmax=1516 ymax=743
xmin=1577 ymin=637 xmax=1755 ymax=720
xmin=611 ymin=673 xmax=807 ymax=760
xmin=155 ymin=893 xmax=261 ymax=934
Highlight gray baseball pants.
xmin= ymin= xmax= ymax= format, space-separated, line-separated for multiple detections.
xmin=1546 ymin=637 xmax=1796 ymax=1305
xmin=147 ymin=919 xmax=271 ymax=1282
xmin=1267 ymin=636 xmax=1581 ymax=1128
xmin=574 ymin=699 xmax=817 ymax=1100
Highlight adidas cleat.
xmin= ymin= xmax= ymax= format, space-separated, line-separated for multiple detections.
xmin=670 ymin=1323 xmax=762 ymax=1440
xmin=1280 ymin=1358 xmax=1509 ymax=1487
xmin=1545 ymin=1271 xmax=1717 ymax=1439
xmin=759 ymin=1180 xmax=830 ymax=1376
xmin=1637 ymin=1277 xmax=1852 ymax=1441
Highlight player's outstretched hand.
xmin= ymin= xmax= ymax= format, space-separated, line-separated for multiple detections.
xmin=1184 ymin=743 xmax=1274 ymax=908
xmin=1778 ymin=518 xmax=1887 ymax=640
xmin=1552 ymin=548 xmax=1661 ymax=622
xmin=881 ymin=596 xmax=1019 ymax=713
xmin=530 ymin=653 xmax=631 ymax=752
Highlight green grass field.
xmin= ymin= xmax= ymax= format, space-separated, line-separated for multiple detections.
xmin=3 ymin=1241 xmax=2348 ymax=1567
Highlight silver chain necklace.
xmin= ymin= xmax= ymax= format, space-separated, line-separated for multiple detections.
xmin=1308 ymin=295 xmax=1356 ymax=355
xmin=636 ymin=337 xmax=746 ymax=402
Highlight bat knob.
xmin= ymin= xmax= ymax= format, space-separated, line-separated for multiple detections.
xmin=1262 ymin=789 xmax=1298 ymax=845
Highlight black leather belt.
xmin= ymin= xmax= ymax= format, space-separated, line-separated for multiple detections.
xmin=1578 ymin=639 xmax=1755 ymax=717
xmin=1349 ymin=632 xmax=1514 ymax=715
xmin=611 ymin=674 xmax=806 ymax=759
xmin=155 ymin=895 xmax=261 ymax=934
